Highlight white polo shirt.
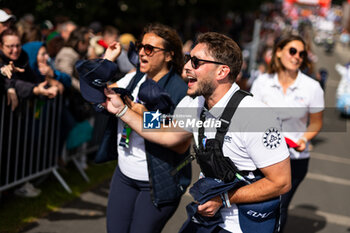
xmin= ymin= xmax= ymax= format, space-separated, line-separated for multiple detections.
xmin=250 ymin=71 xmax=324 ymax=159
xmin=116 ymin=71 xmax=149 ymax=181
xmin=174 ymin=83 xmax=290 ymax=233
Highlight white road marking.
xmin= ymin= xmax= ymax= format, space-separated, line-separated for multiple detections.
xmin=289 ymin=205 xmax=350 ymax=227
xmin=311 ymin=152 xmax=350 ymax=165
xmin=306 ymin=172 xmax=350 ymax=186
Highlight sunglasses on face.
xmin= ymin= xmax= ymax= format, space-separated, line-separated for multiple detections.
xmin=184 ymin=54 xmax=225 ymax=69
xmin=289 ymin=47 xmax=307 ymax=59
xmin=136 ymin=43 xmax=166 ymax=56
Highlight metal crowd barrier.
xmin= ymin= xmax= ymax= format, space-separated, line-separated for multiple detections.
xmin=0 ymin=93 xmax=97 ymax=194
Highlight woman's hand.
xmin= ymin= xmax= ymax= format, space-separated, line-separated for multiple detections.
xmin=38 ymin=62 xmax=54 ymax=78
xmin=7 ymin=88 xmax=18 ymax=111
xmin=1 ymin=61 xmax=25 ymax=79
xmin=295 ymin=138 xmax=307 ymax=152
xmin=33 ymin=81 xmax=58 ymax=98
xmin=48 ymin=78 xmax=64 ymax=94
xmin=103 ymin=42 xmax=122 ymax=62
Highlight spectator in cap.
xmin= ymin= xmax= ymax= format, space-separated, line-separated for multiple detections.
xmin=0 ymin=9 xmax=15 ymax=33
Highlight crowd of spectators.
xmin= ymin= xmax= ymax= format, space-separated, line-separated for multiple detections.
xmin=0 ymin=8 xmax=137 ymax=197
xmin=0 ymin=2 xmax=346 ymax=200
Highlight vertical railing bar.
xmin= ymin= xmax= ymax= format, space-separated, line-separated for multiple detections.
xmin=43 ymin=100 xmax=50 ymax=169
xmin=55 ymin=95 xmax=63 ymax=166
xmin=0 ymin=97 xmax=5 ymax=175
xmin=36 ymin=99 xmax=44 ymax=173
xmin=22 ymin=100 xmax=30 ymax=179
xmin=49 ymin=97 xmax=57 ymax=167
xmin=29 ymin=99 xmax=37 ymax=175
xmin=13 ymin=106 xmax=22 ymax=181
xmin=5 ymin=109 xmax=13 ymax=184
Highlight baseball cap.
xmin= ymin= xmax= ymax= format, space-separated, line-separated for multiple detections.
xmin=0 ymin=9 xmax=15 ymax=23
xmin=137 ymin=79 xmax=174 ymax=114
xmin=76 ymin=59 xmax=118 ymax=103
xmin=237 ymin=197 xmax=280 ymax=233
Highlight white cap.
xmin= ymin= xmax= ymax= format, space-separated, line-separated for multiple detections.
xmin=0 ymin=9 xmax=15 ymax=23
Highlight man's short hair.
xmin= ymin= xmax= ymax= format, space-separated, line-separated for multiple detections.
xmin=196 ymin=32 xmax=242 ymax=82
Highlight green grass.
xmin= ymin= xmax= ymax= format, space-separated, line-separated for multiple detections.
xmin=0 ymin=161 xmax=116 ymax=233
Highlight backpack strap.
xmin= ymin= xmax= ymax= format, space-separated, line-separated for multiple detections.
xmin=125 ymin=68 xmax=145 ymax=92
xmin=215 ymin=89 xmax=252 ymax=146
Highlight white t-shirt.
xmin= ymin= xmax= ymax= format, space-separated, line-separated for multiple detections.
xmin=174 ymin=83 xmax=290 ymax=233
xmin=250 ymin=71 xmax=324 ymax=159
xmin=116 ymin=71 xmax=149 ymax=181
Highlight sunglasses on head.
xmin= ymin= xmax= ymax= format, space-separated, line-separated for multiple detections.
xmin=289 ymin=47 xmax=307 ymax=59
xmin=184 ymin=54 xmax=225 ymax=69
xmin=136 ymin=43 xmax=166 ymax=56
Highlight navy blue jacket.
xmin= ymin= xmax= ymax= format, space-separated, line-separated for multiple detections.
xmin=143 ymin=68 xmax=192 ymax=206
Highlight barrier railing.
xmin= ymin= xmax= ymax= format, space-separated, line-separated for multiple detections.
xmin=0 ymin=93 xmax=96 ymax=194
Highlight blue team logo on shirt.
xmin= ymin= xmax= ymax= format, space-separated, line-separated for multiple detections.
xmin=263 ymin=127 xmax=282 ymax=149
xmin=143 ymin=110 xmax=162 ymax=129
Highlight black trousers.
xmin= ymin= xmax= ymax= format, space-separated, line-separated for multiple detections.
xmin=279 ymin=158 xmax=309 ymax=232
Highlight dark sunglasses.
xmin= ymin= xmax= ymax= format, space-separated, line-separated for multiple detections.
xmin=184 ymin=54 xmax=225 ymax=69
xmin=289 ymin=47 xmax=307 ymax=59
xmin=136 ymin=43 xmax=166 ymax=56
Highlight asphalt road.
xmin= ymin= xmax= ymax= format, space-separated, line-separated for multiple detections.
xmin=21 ymin=42 xmax=350 ymax=233
xmin=280 ymin=40 xmax=350 ymax=233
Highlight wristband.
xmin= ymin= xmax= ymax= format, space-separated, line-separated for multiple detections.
xmin=115 ymin=105 xmax=128 ymax=118
xmin=300 ymin=136 xmax=308 ymax=144
xmin=223 ymin=192 xmax=231 ymax=208
xmin=220 ymin=192 xmax=231 ymax=208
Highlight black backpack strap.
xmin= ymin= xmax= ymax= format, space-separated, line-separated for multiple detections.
xmin=125 ymin=68 xmax=145 ymax=92
xmin=198 ymin=107 xmax=206 ymax=150
xmin=215 ymin=90 xmax=252 ymax=146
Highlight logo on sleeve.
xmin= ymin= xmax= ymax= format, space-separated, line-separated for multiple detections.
xmin=263 ymin=127 xmax=282 ymax=149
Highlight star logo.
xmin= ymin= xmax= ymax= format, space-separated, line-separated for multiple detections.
xmin=143 ymin=110 xmax=162 ymax=129
xmin=150 ymin=110 xmax=162 ymax=122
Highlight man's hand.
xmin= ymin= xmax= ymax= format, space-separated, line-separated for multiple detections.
xmin=197 ymin=196 xmax=222 ymax=217
xmin=1 ymin=61 xmax=25 ymax=79
xmin=7 ymin=88 xmax=18 ymax=111
xmin=103 ymin=42 xmax=122 ymax=62
xmin=124 ymin=96 xmax=147 ymax=116
xmin=103 ymin=88 xmax=125 ymax=114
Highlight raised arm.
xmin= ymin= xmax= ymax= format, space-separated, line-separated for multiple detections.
xmin=103 ymin=87 xmax=192 ymax=149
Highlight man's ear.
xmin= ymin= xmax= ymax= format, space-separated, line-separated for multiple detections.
xmin=217 ymin=65 xmax=230 ymax=80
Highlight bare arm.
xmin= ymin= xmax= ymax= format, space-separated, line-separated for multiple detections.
xmin=228 ymin=156 xmax=291 ymax=203
xmin=103 ymin=87 xmax=193 ymax=149
xmin=296 ymin=111 xmax=323 ymax=152
xmin=197 ymin=157 xmax=291 ymax=217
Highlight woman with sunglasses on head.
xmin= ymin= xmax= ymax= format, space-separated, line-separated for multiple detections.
xmin=102 ymin=23 xmax=191 ymax=233
xmin=250 ymin=34 xmax=324 ymax=232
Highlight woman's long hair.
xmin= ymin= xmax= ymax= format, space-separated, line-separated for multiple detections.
xmin=267 ymin=34 xmax=310 ymax=74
